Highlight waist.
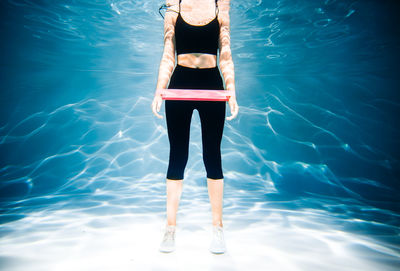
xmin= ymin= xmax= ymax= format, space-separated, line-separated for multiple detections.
xmin=177 ymin=53 xmax=217 ymax=69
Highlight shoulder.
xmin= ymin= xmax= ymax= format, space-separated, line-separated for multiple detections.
xmin=166 ymin=0 xmax=180 ymax=12
xmin=165 ymin=0 xmax=180 ymax=16
xmin=217 ymin=0 xmax=230 ymax=13
xmin=217 ymin=0 xmax=231 ymax=25
xmin=166 ymin=0 xmax=179 ymax=5
xmin=164 ymin=0 xmax=180 ymax=25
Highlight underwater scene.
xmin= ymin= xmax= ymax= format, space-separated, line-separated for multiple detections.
xmin=0 ymin=0 xmax=399 ymax=270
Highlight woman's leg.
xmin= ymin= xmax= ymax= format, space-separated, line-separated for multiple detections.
xmin=165 ymin=100 xmax=194 ymax=225
xmin=197 ymin=101 xmax=226 ymax=227
xmin=166 ymin=178 xmax=183 ymax=226
xmin=165 ymin=100 xmax=193 ymax=180
xmin=207 ymin=178 xmax=224 ymax=227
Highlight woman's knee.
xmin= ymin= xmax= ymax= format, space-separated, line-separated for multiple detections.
xmin=167 ymin=162 xmax=186 ymax=179
xmin=207 ymin=172 xmax=224 ymax=180
xmin=167 ymin=178 xmax=183 ymax=182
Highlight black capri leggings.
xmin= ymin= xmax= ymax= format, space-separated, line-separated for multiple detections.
xmin=166 ymin=64 xmax=226 ymax=180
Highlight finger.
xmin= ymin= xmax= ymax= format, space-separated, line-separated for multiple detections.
xmin=153 ymin=107 xmax=163 ymax=119
xmin=234 ymin=104 xmax=239 ymax=114
xmin=232 ymin=110 xmax=238 ymax=120
xmin=226 ymin=103 xmax=233 ymax=121
xmin=231 ymin=103 xmax=236 ymax=115
xmin=232 ymin=105 xmax=239 ymax=119
xmin=152 ymin=103 xmax=159 ymax=118
xmin=152 ymin=104 xmax=157 ymax=117
xmin=226 ymin=104 xmax=238 ymax=121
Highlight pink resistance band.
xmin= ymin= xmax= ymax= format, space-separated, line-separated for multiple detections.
xmin=156 ymin=88 xmax=234 ymax=101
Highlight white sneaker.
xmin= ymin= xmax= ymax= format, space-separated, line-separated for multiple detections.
xmin=159 ymin=225 xmax=176 ymax=253
xmin=209 ymin=225 xmax=226 ymax=254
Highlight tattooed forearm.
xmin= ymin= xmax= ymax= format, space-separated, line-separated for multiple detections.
xmin=155 ymin=1 xmax=179 ymax=93
xmin=218 ymin=0 xmax=235 ymax=96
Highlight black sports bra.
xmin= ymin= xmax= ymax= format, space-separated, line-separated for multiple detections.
xmin=175 ymin=0 xmax=220 ymax=56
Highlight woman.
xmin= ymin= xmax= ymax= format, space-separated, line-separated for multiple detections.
xmin=151 ymin=0 xmax=238 ymax=254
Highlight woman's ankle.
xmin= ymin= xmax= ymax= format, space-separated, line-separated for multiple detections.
xmin=212 ymin=222 xmax=223 ymax=227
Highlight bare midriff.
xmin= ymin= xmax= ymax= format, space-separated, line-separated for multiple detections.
xmin=177 ymin=53 xmax=217 ymax=69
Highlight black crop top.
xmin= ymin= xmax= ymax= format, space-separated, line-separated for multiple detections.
xmin=175 ymin=0 xmax=220 ymax=55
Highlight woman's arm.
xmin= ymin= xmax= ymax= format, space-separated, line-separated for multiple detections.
xmin=155 ymin=0 xmax=179 ymax=93
xmin=218 ymin=0 xmax=235 ymax=97
xmin=218 ymin=0 xmax=238 ymax=120
xmin=152 ymin=0 xmax=179 ymax=118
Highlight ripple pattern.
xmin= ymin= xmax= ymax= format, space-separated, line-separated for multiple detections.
xmin=0 ymin=0 xmax=399 ymax=270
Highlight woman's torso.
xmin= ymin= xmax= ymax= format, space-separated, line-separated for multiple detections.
xmin=174 ymin=0 xmax=220 ymax=69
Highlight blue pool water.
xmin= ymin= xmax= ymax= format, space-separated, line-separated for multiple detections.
xmin=0 ymin=0 xmax=399 ymax=270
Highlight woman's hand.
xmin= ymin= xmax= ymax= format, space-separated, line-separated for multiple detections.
xmin=226 ymin=96 xmax=239 ymax=121
xmin=151 ymin=93 xmax=164 ymax=119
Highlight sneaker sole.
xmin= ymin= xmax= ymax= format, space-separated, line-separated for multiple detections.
xmin=159 ymin=246 xmax=175 ymax=253
xmin=209 ymin=248 xmax=226 ymax=254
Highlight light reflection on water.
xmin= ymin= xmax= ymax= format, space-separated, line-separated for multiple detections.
xmin=0 ymin=0 xmax=399 ymax=270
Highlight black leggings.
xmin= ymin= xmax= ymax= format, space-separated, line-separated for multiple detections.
xmin=166 ymin=64 xmax=226 ymax=180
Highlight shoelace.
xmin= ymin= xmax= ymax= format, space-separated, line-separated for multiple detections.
xmin=163 ymin=227 xmax=175 ymax=242
xmin=213 ymin=226 xmax=224 ymax=242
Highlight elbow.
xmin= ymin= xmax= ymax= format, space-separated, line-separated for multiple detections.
xmin=219 ymin=44 xmax=233 ymax=60
xmin=218 ymin=51 xmax=234 ymax=67
xmin=219 ymin=59 xmax=234 ymax=70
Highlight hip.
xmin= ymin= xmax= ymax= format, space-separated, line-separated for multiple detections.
xmin=168 ymin=64 xmax=224 ymax=90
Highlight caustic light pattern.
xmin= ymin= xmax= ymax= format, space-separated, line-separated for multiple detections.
xmin=0 ymin=0 xmax=399 ymax=270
